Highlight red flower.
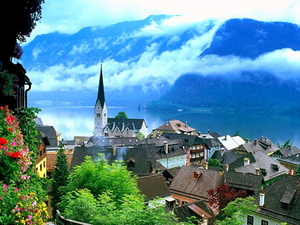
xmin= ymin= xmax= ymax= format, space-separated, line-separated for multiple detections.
xmin=7 ymin=127 xmax=13 ymax=132
xmin=6 ymin=152 xmax=22 ymax=159
xmin=0 ymin=137 xmax=8 ymax=145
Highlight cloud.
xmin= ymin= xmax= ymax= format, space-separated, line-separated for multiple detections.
xmin=27 ymin=0 xmax=300 ymax=43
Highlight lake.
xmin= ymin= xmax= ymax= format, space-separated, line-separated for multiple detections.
xmin=36 ymin=105 xmax=300 ymax=148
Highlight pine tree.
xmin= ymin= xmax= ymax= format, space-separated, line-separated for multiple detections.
xmin=50 ymin=147 xmax=70 ymax=220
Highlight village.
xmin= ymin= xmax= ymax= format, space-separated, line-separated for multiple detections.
xmin=33 ymin=67 xmax=300 ymax=225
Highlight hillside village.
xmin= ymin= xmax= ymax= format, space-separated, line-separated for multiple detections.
xmin=34 ymin=67 xmax=300 ymax=225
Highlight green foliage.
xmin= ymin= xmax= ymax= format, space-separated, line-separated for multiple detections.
xmin=115 ymin=111 xmax=128 ymax=119
xmin=50 ymin=148 xmax=70 ymax=219
xmin=60 ymin=189 xmax=99 ymax=224
xmin=67 ymin=156 xmax=141 ymax=206
xmin=296 ymin=164 xmax=300 ymax=176
xmin=136 ymin=131 xmax=145 ymax=140
xmin=0 ymin=72 xmax=17 ymax=96
xmin=217 ymin=196 xmax=257 ymax=225
xmin=60 ymin=156 xmax=183 ymax=224
xmin=208 ymin=158 xmax=221 ymax=168
xmin=277 ymin=139 xmax=292 ymax=149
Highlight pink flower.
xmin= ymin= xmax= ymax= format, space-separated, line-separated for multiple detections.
xmin=27 ymin=214 xmax=33 ymax=220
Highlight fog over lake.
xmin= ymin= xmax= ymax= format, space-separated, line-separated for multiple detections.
xmin=35 ymin=105 xmax=300 ymax=148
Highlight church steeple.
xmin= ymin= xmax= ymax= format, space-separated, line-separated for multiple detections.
xmin=95 ymin=64 xmax=105 ymax=108
xmin=94 ymin=64 xmax=108 ymax=136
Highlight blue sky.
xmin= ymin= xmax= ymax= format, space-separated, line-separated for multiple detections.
xmin=30 ymin=0 xmax=300 ymax=39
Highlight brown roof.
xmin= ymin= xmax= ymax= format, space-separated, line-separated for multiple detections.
xmin=154 ymin=120 xmax=196 ymax=133
xmin=169 ymin=166 xmax=224 ymax=201
xmin=137 ymin=173 xmax=171 ymax=201
xmin=174 ymin=201 xmax=216 ymax=224
xmin=46 ymin=150 xmax=73 ymax=172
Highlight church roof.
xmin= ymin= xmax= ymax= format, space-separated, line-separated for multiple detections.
xmin=95 ymin=64 xmax=105 ymax=108
xmin=107 ymin=118 xmax=146 ymax=131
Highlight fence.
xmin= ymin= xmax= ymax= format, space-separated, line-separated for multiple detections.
xmin=55 ymin=211 xmax=92 ymax=225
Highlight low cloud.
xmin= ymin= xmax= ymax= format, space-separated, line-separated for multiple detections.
xmin=28 ymin=48 xmax=300 ymax=94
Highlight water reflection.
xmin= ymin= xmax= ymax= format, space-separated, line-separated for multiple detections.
xmin=37 ymin=106 xmax=300 ymax=147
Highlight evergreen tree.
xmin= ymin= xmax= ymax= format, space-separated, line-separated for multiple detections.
xmin=115 ymin=111 xmax=128 ymax=119
xmin=50 ymin=147 xmax=70 ymax=220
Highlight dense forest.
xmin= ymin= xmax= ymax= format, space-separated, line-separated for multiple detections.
xmin=147 ymin=72 xmax=300 ymax=113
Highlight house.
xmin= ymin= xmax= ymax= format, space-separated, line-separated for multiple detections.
xmin=137 ymin=173 xmax=174 ymax=208
xmin=36 ymin=124 xmax=60 ymax=151
xmin=277 ymin=154 xmax=300 ymax=175
xmin=93 ymin=64 xmax=148 ymax=137
xmin=174 ymin=200 xmax=216 ymax=225
xmin=169 ymin=165 xmax=224 ymax=205
xmin=256 ymin=136 xmax=279 ymax=155
xmin=150 ymin=119 xmax=198 ymax=137
xmin=161 ymin=167 xmax=181 ymax=186
xmin=46 ymin=150 xmax=73 ymax=177
xmin=229 ymin=150 xmax=289 ymax=183
xmin=71 ymin=144 xmax=155 ymax=173
xmin=160 ymin=133 xmax=206 ymax=166
xmin=270 ymin=145 xmax=300 ymax=160
xmin=242 ymin=137 xmax=280 ymax=156
xmin=223 ymin=170 xmax=263 ymax=196
xmin=217 ymin=135 xmax=245 ymax=151
xmin=35 ymin=131 xmax=49 ymax=178
xmin=249 ymin=175 xmax=300 ymax=225
xmin=103 ymin=118 xmax=148 ymax=138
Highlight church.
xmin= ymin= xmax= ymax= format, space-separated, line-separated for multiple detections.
xmin=94 ymin=65 xmax=148 ymax=138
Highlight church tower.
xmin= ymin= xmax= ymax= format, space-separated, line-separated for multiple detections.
xmin=94 ymin=64 xmax=107 ymax=136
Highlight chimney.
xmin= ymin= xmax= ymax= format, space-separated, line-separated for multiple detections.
xmin=164 ymin=141 xmax=169 ymax=154
xmin=223 ymin=164 xmax=229 ymax=171
xmin=204 ymin=162 xmax=208 ymax=170
xmin=259 ymin=193 xmax=265 ymax=207
xmin=255 ymin=168 xmax=260 ymax=175
xmin=244 ymin=157 xmax=250 ymax=166
xmin=254 ymin=139 xmax=258 ymax=146
xmin=185 ymin=121 xmax=188 ymax=127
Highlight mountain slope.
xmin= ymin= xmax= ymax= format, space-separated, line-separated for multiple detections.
xmin=21 ymin=16 xmax=300 ymax=110
xmin=147 ymin=73 xmax=300 ymax=113
xmin=201 ymin=18 xmax=300 ymax=58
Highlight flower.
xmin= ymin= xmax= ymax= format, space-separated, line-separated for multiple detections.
xmin=0 ymin=137 xmax=7 ymax=145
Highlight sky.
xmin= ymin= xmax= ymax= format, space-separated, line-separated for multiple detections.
xmin=30 ymin=0 xmax=300 ymax=39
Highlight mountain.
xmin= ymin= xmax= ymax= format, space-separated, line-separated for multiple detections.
xmin=21 ymin=16 xmax=300 ymax=111
xmin=147 ymin=72 xmax=300 ymax=113
xmin=201 ymin=18 xmax=300 ymax=58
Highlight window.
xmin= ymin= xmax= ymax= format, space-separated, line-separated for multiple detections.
xmin=261 ymin=220 xmax=268 ymax=225
xmin=247 ymin=215 xmax=254 ymax=225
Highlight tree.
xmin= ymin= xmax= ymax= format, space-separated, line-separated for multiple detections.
xmin=136 ymin=131 xmax=145 ymax=140
xmin=0 ymin=0 xmax=44 ymax=60
xmin=115 ymin=111 xmax=128 ymax=119
xmin=60 ymin=156 xmax=183 ymax=224
xmin=67 ymin=156 xmax=141 ymax=206
xmin=50 ymin=147 xmax=70 ymax=219
xmin=208 ymin=158 xmax=221 ymax=168
xmin=277 ymin=139 xmax=292 ymax=149
xmin=217 ymin=196 xmax=257 ymax=225
xmin=207 ymin=184 xmax=247 ymax=210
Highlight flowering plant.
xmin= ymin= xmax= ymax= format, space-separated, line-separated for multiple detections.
xmin=0 ymin=105 xmax=31 ymax=184
xmin=0 ymin=105 xmax=49 ymax=224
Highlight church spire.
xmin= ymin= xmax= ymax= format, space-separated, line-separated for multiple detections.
xmin=94 ymin=64 xmax=108 ymax=137
xmin=96 ymin=64 xmax=105 ymax=107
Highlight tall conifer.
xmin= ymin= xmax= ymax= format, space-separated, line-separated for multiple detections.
xmin=50 ymin=147 xmax=70 ymax=220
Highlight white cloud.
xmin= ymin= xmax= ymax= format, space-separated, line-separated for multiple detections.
xmin=27 ymin=0 xmax=300 ymax=43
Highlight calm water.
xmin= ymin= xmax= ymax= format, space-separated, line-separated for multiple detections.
xmin=36 ymin=106 xmax=300 ymax=148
